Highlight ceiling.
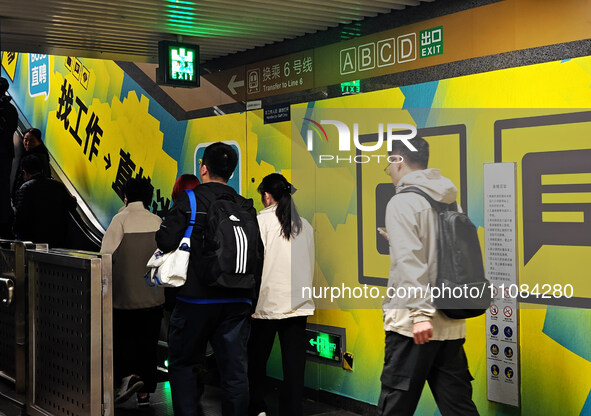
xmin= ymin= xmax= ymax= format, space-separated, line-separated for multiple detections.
xmin=0 ymin=0 xmax=434 ymax=64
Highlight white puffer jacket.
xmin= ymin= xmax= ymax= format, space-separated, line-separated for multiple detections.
xmin=253 ymin=204 xmax=315 ymax=319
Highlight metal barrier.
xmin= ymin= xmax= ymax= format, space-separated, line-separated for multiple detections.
xmin=0 ymin=241 xmax=113 ymax=416
xmin=0 ymin=240 xmax=37 ymax=394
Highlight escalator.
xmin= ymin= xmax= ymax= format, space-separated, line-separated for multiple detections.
xmin=10 ymin=113 xmax=104 ymax=252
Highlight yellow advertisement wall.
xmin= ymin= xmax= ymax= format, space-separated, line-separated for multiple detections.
xmin=1 ymin=54 xmax=179 ymax=227
xmin=239 ymin=57 xmax=591 ymax=415
xmin=4 ymin=51 xmax=591 ymax=416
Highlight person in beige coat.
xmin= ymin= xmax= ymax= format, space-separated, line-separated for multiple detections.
xmin=378 ymin=137 xmax=478 ymax=416
xmin=101 ymin=178 xmax=164 ymax=407
xmin=248 ymin=173 xmax=314 ymax=416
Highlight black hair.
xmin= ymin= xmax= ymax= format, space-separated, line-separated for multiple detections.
xmin=21 ymin=154 xmax=44 ymax=176
xmin=202 ymin=142 xmax=238 ymax=182
xmin=389 ymin=135 xmax=429 ymax=169
xmin=24 ymin=128 xmax=42 ymax=143
xmin=257 ymin=173 xmax=302 ymax=240
xmin=0 ymin=77 xmax=8 ymax=95
xmin=123 ymin=177 xmax=154 ymax=210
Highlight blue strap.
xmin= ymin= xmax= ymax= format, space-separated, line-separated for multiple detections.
xmin=184 ymin=189 xmax=197 ymax=238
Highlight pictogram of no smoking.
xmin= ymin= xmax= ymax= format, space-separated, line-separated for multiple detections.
xmin=490 ymin=304 xmax=499 ymax=316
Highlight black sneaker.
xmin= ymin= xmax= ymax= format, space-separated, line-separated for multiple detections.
xmin=137 ymin=393 xmax=150 ymax=407
xmin=115 ymin=375 xmax=144 ymax=405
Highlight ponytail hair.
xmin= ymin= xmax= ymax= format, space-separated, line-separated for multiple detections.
xmin=257 ymin=173 xmax=302 ymax=240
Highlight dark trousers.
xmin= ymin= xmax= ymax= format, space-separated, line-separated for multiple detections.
xmin=0 ymin=158 xmax=13 ymax=239
xmin=168 ymin=301 xmax=251 ymax=416
xmin=248 ymin=316 xmax=308 ymax=416
xmin=378 ymin=331 xmax=479 ymax=416
xmin=113 ymin=306 xmax=163 ymax=393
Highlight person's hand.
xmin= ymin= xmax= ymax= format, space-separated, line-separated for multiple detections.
xmin=412 ymin=321 xmax=433 ymax=345
xmin=377 ymin=228 xmax=389 ymax=241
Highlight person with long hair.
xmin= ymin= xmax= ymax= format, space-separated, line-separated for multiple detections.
xmin=248 ymin=173 xmax=315 ymax=416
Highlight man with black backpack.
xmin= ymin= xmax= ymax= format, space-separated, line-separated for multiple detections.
xmin=156 ymin=142 xmax=263 ymax=416
xmin=378 ymin=136 xmax=479 ymax=416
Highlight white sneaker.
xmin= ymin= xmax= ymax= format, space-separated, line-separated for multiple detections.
xmin=115 ymin=375 xmax=144 ymax=405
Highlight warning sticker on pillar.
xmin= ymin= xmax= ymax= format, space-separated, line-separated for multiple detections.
xmin=484 ymin=163 xmax=520 ymax=408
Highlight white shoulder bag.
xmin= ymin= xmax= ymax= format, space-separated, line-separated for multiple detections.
xmin=146 ymin=189 xmax=196 ymax=287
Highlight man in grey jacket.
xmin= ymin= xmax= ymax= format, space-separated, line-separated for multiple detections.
xmin=378 ymin=136 xmax=478 ymax=415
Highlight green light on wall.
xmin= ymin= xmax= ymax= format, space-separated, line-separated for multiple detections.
xmin=307 ymin=330 xmax=340 ymax=361
xmin=341 ymin=80 xmax=360 ymax=94
xmin=312 ymin=333 xmax=336 ymax=359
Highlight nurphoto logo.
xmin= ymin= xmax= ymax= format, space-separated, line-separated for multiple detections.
xmin=303 ymin=118 xmax=417 ymax=164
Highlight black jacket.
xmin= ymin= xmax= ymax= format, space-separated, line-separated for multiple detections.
xmin=0 ymin=96 xmax=18 ymax=159
xmin=13 ymin=175 xmax=77 ymax=247
xmin=156 ymin=182 xmax=263 ymax=302
xmin=12 ymin=144 xmax=51 ymax=196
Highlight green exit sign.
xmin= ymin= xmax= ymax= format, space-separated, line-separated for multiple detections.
xmin=341 ymin=79 xmax=361 ymax=94
xmin=420 ymin=26 xmax=443 ymax=58
xmin=305 ymin=329 xmax=342 ymax=362
xmin=158 ymin=41 xmax=200 ymax=88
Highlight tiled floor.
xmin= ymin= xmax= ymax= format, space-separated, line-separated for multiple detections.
xmin=0 ymin=379 xmax=362 ymax=416
xmin=114 ymin=382 xmax=362 ymax=416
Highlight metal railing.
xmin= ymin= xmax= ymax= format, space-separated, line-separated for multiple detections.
xmin=0 ymin=241 xmax=113 ymax=416
xmin=0 ymin=240 xmax=38 ymax=394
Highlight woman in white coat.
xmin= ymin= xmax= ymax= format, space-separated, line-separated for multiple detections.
xmin=248 ymin=173 xmax=315 ymax=416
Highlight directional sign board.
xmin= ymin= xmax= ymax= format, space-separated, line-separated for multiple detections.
xmin=245 ymin=50 xmax=314 ymax=100
xmin=203 ymin=69 xmax=246 ymax=101
xmin=305 ymin=329 xmax=342 ymax=363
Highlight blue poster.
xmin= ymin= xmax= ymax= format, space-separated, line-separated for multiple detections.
xmin=28 ymin=54 xmax=50 ymax=100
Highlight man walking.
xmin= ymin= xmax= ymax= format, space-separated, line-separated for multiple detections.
xmin=379 ymin=136 xmax=479 ymax=415
xmin=156 ymin=142 xmax=262 ymax=416
xmin=101 ymin=177 xmax=164 ymax=407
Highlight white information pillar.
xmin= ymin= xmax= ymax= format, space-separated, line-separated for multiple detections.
xmin=484 ymin=163 xmax=520 ymax=407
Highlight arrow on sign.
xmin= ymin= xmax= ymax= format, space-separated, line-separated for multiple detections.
xmin=104 ymin=153 xmax=111 ymax=170
xmin=227 ymin=74 xmax=244 ymax=95
xmin=309 ymin=339 xmax=317 ymax=347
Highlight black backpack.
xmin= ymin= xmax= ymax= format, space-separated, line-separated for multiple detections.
xmin=398 ymin=186 xmax=491 ymax=319
xmin=198 ymin=187 xmax=260 ymax=289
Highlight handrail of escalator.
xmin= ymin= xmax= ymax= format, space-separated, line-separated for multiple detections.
xmin=12 ymin=120 xmax=105 ymax=252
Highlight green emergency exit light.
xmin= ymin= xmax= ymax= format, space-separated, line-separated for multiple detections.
xmin=158 ymin=40 xmax=200 ymax=88
xmin=305 ymin=329 xmax=342 ymax=362
xmin=341 ymin=79 xmax=360 ymax=94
